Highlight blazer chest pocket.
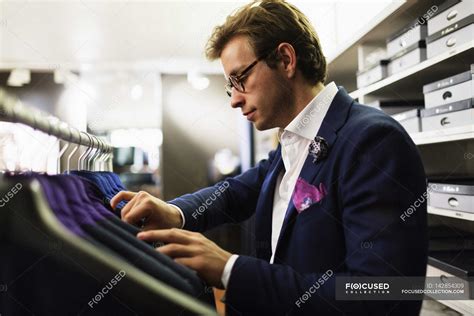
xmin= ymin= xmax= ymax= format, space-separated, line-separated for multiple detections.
xmin=295 ymin=197 xmax=330 ymax=223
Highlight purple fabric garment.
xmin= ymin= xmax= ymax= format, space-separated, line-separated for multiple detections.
xmin=50 ymin=175 xmax=102 ymax=225
xmin=72 ymin=176 xmax=115 ymax=218
xmin=69 ymin=170 xmax=128 ymax=210
xmin=5 ymin=172 xmax=214 ymax=301
xmin=78 ymin=176 xmax=148 ymax=237
xmin=37 ymin=176 xmax=86 ymax=236
xmin=4 ymin=173 xmax=86 ymax=236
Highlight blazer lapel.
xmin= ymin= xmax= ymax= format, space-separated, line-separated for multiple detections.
xmin=274 ymin=87 xmax=354 ymax=257
xmin=255 ymin=145 xmax=284 ymax=261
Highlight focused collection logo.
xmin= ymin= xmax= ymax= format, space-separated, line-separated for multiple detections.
xmin=345 ymin=282 xmax=390 ymax=294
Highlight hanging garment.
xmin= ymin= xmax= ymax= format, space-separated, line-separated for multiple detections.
xmin=2 ymin=173 xmax=215 ymax=314
xmin=43 ymin=173 xmax=211 ymax=296
xmin=70 ymin=170 xmax=128 ymax=215
xmin=76 ymin=175 xmax=208 ymax=296
xmin=58 ymin=175 xmax=206 ymax=295
xmin=0 ymin=175 xmax=134 ymax=316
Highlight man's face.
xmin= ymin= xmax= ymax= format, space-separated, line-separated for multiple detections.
xmin=220 ymin=36 xmax=292 ymax=130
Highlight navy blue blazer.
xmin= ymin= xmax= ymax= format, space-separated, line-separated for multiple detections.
xmin=170 ymin=88 xmax=428 ymax=315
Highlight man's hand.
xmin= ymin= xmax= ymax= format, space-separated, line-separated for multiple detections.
xmin=110 ymin=191 xmax=183 ymax=230
xmin=137 ymin=228 xmax=232 ymax=289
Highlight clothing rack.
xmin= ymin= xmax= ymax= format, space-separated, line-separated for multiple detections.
xmin=0 ymin=88 xmax=217 ymax=314
xmin=0 ymin=87 xmax=112 ymax=152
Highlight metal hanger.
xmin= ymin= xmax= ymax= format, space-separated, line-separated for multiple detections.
xmin=66 ymin=128 xmax=81 ymax=174
xmin=97 ymin=139 xmax=106 ymax=171
xmin=97 ymin=138 xmax=107 ymax=171
xmin=107 ymin=142 xmax=113 ymax=171
xmin=77 ymin=132 xmax=92 ymax=171
xmin=42 ymin=137 xmax=59 ymax=173
xmin=57 ymin=142 xmax=69 ymax=174
xmin=88 ymin=136 xmax=101 ymax=171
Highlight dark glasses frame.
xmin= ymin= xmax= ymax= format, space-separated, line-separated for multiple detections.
xmin=225 ymin=59 xmax=260 ymax=97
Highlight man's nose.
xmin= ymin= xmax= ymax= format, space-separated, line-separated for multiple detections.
xmin=230 ymin=88 xmax=245 ymax=109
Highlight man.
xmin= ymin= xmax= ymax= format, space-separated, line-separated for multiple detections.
xmin=111 ymin=1 xmax=428 ymax=315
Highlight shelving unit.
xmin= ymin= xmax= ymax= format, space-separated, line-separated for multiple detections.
xmin=327 ymin=1 xmax=474 ymax=315
xmin=410 ymin=124 xmax=474 ymax=145
xmin=429 ymin=298 xmax=474 ymax=315
xmin=349 ymin=41 xmax=474 ymax=100
xmin=427 ymin=265 xmax=474 ymax=315
xmin=326 ymin=0 xmax=447 ymax=92
xmin=428 ymin=206 xmax=474 ymax=221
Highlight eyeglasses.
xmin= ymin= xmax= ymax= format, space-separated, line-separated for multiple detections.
xmin=224 ymin=47 xmax=278 ymax=97
xmin=225 ymin=59 xmax=260 ymax=97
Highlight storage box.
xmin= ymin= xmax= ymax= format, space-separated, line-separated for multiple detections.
xmin=428 ymin=221 xmax=474 ymax=286
xmin=387 ymin=21 xmax=427 ymax=58
xmin=387 ymin=41 xmax=426 ymax=76
xmin=428 ymin=181 xmax=474 ymax=214
xmin=356 ymin=60 xmax=389 ymax=88
xmin=428 ymin=0 xmax=473 ymax=35
xmin=366 ymin=100 xmax=423 ymax=115
xmin=428 ymin=255 xmax=474 ymax=299
xmin=391 ymin=109 xmax=422 ymax=133
xmin=429 ymin=251 xmax=474 ymax=284
xmin=357 ymin=46 xmax=387 ymax=73
xmin=427 ymin=14 xmax=474 ymax=59
xmin=423 ymin=65 xmax=474 ymax=109
xmin=421 ymin=99 xmax=474 ymax=131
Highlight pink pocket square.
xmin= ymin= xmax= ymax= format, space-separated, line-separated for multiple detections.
xmin=292 ymin=178 xmax=327 ymax=213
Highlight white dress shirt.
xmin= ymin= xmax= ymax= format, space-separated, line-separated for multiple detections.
xmin=174 ymin=82 xmax=338 ymax=289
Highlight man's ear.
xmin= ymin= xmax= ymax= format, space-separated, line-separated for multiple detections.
xmin=276 ymin=42 xmax=297 ymax=79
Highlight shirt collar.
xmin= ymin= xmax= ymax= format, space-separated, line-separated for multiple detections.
xmin=279 ymin=82 xmax=338 ymax=141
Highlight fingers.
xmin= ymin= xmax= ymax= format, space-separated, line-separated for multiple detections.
xmin=119 ymin=195 xmax=139 ymax=220
xmin=174 ymin=257 xmax=197 ymax=269
xmin=122 ymin=202 xmax=152 ymax=225
xmin=110 ymin=191 xmax=137 ymax=209
xmin=142 ymin=221 xmax=162 ymax=232
xmin=137 ymin=228 xmax=194 ymax=245
xmin=157 ymin=244 xmax=199 ymax=258
xmin=116 ymin=191 xmax=149 ymax=222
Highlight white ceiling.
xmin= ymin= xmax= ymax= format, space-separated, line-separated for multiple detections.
xmin=0 ymin=0 xmax=392 ymax=73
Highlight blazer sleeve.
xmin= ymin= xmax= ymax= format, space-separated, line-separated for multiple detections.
xmin=168 ymin=146 xmax=280 ymax=232
xmin=224 ymin=123 xmax=428 ymax=315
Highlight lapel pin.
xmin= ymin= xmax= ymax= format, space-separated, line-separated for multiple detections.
xmin=308 ymin=136 xmax=328 ymax=163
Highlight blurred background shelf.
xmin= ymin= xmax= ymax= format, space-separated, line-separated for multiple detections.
xmin=350 ymin=42 xmax=474 ymax=100
xmin=428 ymin=206 xmax=474 ymax=222
xmin=426 ymin=264 xmax=474 ymax=315
xmin=327 ymin=0 xmax=446 ymax=92
xmin=410 ymin=124 xmax=474 ymax=146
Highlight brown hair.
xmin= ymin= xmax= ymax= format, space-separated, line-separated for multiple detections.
xmin=205 ymin=0 xmax=327 ymax=84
